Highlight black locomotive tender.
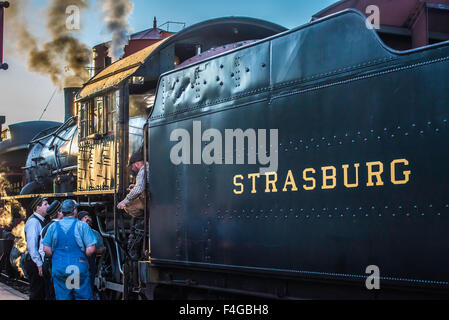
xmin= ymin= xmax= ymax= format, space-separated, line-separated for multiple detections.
xmin=1 ymin=10 xmax=449 ymax=299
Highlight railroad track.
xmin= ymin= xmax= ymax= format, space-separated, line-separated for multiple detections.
xmin=0 ymin=273 xmax=29 ymax=296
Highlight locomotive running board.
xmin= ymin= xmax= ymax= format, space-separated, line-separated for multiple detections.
xmin=0 ymin=190 xmax=116 ymax=201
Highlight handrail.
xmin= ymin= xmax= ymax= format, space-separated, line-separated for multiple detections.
xmin=143 ymin=120 xmax=149 ymax=258
xmin=30 ymin=116 xmax=76 ymax=145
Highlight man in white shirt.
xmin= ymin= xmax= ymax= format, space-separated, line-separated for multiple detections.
xmin=40 ymin=200 xmax=63 ymax=300
xmin=23 ymin=196 xmax=49 ymax=300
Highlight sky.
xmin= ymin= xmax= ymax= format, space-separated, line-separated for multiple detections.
xmin=0 ymin=0 xmax=338 ymax=127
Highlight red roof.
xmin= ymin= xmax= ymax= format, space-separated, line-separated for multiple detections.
xmin=130 ymin=28 xmax=165 ymax=40
xmin=312 ymin=0 xmax=449 ymax=49
xmin=313 ymin=0 xmax=449 ymax=26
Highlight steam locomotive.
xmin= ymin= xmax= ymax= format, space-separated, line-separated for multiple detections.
xmin=0 ymin=16 xmax=286 ymax=299
xmin=2 ymin=9 xmax=449 ymax=299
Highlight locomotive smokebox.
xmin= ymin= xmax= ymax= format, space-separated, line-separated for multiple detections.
xmin=63 ymin=87 xmax=80 ymax=122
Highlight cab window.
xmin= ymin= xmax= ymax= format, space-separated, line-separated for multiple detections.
xmin=79 ymin=90 xmax=118 ymax=139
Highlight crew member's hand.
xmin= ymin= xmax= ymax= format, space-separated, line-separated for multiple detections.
xmin=38 ymin=266 xmax=43 ymax=277
xmin=117 ymin=201 xmax=126 ymax=210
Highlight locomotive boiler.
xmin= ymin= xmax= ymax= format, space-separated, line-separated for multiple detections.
xmin=21 ymin=89 xmax=80 ymax=196
xmin=0 ymin=120 xmax=62 ymax=196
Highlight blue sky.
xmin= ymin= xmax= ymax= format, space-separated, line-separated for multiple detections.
xmin=0 ymin=0 xmax=338 ymax=126
xmin=84 ymin=0 xmax=338 ymax=47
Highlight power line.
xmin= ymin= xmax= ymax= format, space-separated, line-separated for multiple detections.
xmin=38 ymin=89 xmax=57 ymax=121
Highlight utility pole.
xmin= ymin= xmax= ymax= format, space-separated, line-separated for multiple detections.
xmin=0 ymin=1 xmax=9 ymax=70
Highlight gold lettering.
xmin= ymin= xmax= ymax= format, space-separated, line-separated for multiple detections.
xmin=282 ymin=170 xmax=298 ymax=192
xmin=391 ymin=159 xmax=411 ymax=185
xmin=342 ymin=163 xmax=360 ymax=188
xmin=248 ymin=173 xmax=261 ymax=194
xmin=303 ymin=168 xmax=316 ymax=190
xmin=234 ymin=158 xmax=408 ymax=194
xmin=366 ymin=161 xmax=384 ymax=186
xmin=265 ymin=172 xmax=278 ymax=193
xmin=321 ymin=166 xmax=337 ymax=189
xmin=233 ymin=175 xmax=244 ymax=194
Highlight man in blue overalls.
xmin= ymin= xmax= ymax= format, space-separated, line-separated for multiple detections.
xmin=78 ymin=211 xmax=105 ymax=299
xmin=42 ymin=200 xmax=97 ymax=300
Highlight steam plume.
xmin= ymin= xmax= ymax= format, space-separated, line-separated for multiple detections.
xmin=0 ymin=173 xmax=27 ymax=278
xmin=99 ymin=0 xmax=134 ymax=61
xmin=6 ymin=0 xmax=91 ymax=88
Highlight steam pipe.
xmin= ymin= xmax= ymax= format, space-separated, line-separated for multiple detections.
xmin=143 ymin=120 xmax=149 ymax=258
xmin=78 ymin=201 xmax=107 ymax=207
xmin=30 ymin=116 xmax=76 ymax=144
xmin=96 ymin=215 xmax=114 ymax=239
xmin=95 ymin=215 xmax=124 ymax=276
xmin=115 ymin=242 xmax=124 ymax=275
xmin=52 ymin=145 xmax=62 ymax=173
xmin=51 ymin=165 xmax=77 ymax=175
xmin=113 ymin=103 xmax=119 ymax=241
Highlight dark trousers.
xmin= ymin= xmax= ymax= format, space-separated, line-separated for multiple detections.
xmin=43 ymin=258 xmax=55 ymax=300
xmin=88 ymin=255 xmax=98 ymax=299
xmin=23 ymin=258 xmax=45 ymax=300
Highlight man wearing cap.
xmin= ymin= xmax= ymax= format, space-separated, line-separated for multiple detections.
xmin=78 ymin=211 xmax=105 ymax=296
xmin=39 ymin=200 xmax=63 ymax=300
xmin=42 ymin=200 xmax=97 ymax=300
xmin=117 ymin=151 xmax=149 ymax=217
xmin=23 ymin=196 xmax=49 ymax=300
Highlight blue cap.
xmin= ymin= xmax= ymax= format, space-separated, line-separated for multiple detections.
xmin=61 ymin=200 xmax=79 ymax=214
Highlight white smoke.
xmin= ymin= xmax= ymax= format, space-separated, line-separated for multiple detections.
xmin=99 ymin=0 xmax=134 ymax=61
